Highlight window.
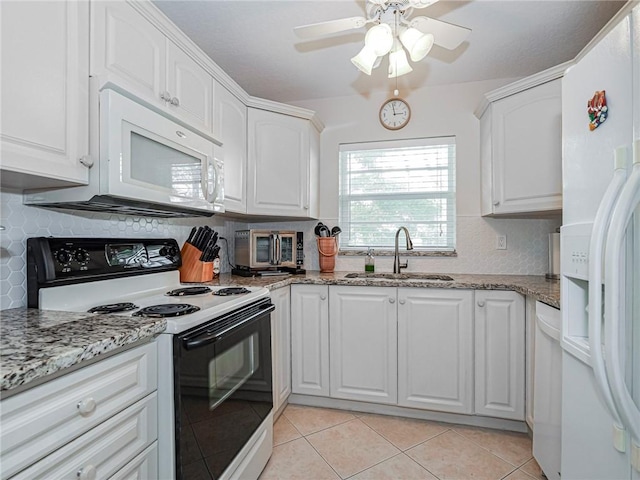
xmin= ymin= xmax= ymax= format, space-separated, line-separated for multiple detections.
xmin=339 ymin=137 xmax=456 ymax=251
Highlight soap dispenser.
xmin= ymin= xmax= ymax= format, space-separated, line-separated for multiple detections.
xmin=365 ymin=248 xmax=375 ymax=272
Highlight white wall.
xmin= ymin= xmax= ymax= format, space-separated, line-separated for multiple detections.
xmin=291 ymin=78 xmax=561 ymax=273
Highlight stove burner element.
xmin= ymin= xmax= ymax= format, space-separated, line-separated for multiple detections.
xmin=132 ymin=304 xmax=200 ymax=318
xmin=88 ymin=302 xmax=139 ymax=314
xmin=166 ymin=286 xmax=212 ymax=296
xmin=213 ymin=287 xmax=251 ymax=296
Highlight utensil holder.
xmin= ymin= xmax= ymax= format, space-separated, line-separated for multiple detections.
xmin=179 ymin=243 xmax=215 ymax=283
xmin=317 ymin=237 xmax=338 ymax=273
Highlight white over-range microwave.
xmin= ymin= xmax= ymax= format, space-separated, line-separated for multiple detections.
xmin=25 ymin=87 xmax=224 ymax=217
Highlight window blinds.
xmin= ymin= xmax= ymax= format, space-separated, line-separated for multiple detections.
xmin=339 ymin=137 xmax=456 ymax=250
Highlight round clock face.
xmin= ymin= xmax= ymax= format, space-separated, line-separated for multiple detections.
xmin=379 ymin=98 xmax=411 ymax=130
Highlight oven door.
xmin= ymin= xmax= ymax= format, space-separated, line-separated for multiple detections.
xmin=100 ymin=88 xmax=224 ymax=213
xmin=250 ymin=231 xmax=297 ymax=268
xmin=174 ymin=299 xmax=274 ymax=479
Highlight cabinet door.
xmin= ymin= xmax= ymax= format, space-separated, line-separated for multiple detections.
xmin=247 ymin=109 xmax=310 ymax=217
xmin=91 ymin=1 xmax=166 ymax=105
xmin=329 ymin=286 xmax=397 ymax=404
xmin=398 ymin=288 xmax=474 ymax=414
xmin=291 ymin=285 xmax=329 ymax=396
xmin=166 ymin=41 xmax=213 ymax=133
xmin=0 ymin=1 xmax=89 ymax=187
xmin=215 ymin=83 xmax=247 ymax=213
xmin=491 ymin=79 xmax=562 ymax=215
xmin=271 ymin=286 xmax=291 ymax=415
xmin=525 ymin=296 xmax=537 ymax=429
xmin=475 ymin=290 xmax=525 ymax=420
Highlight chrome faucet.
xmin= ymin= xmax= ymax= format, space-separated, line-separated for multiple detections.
xmin=393 ymin=227 xmax=414 ymax=273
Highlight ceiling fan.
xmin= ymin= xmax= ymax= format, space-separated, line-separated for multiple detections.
xmin=294 ymin=0 xmax=471 ymax=78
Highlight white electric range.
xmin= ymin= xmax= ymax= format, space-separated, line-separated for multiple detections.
xmin=27 ymin=237 xmax=274 ymax=480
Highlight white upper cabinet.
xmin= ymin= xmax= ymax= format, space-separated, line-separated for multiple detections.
xmin=329 ymin=286 xmax=398 ymax=405
xmin=0 ymin=1 xmax=90 ymax=188
xmin=397 ymin=288 xmax=474 ymax=414
xmin=91 ymin=1 xmax=213 ymax=135
xmin=215 ymin=83 xmax=247 ymax=213
xmin=477 ymin=67 xmax=566 ymax=217
xmin=474 ymin=290 xmax=526 ymax=420
xmin=247 ymin=108 xmax=317 ymax=218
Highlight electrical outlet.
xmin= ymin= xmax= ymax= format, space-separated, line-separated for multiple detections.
xmin=496 ymin=235 xmax=507 ymax=250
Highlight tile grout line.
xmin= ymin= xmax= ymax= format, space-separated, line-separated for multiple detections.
xmin=450 ymin=427 xmax=534 ymax=468
xmin=300 ymin=431 xmax=347 ymax=480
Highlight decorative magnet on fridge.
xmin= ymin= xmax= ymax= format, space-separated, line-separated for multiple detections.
xmin=587 ymin=90 xmax=608 ymax=131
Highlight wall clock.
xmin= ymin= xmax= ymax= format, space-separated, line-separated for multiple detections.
xmin=379 ymin=97 xmax=411 ymax=130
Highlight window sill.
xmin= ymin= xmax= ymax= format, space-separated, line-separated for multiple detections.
xmin=338 ymin=249 xmax=457 ymax=257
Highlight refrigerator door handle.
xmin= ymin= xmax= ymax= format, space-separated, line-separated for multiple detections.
xmin=604 ymin=141 xmax=640 ymax=444
xmin=588 ymin=146 xmax=629 ymax=451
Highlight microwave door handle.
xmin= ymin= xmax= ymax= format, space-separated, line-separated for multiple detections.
xmin=200 ymin=157 xmax=210 ymax=202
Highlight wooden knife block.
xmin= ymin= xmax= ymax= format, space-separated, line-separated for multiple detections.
xmin=179 ymin=243 xmax=214 ymax=283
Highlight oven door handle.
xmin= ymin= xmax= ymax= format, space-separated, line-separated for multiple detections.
xmin=183 ymin=303 xmax=275 ymax=350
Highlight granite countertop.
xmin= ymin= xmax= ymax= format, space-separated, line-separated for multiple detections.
xmin=212 ymin=271 xmax=561 ymax=309
xmin=0 ymin=309 xmax=166 ymax=394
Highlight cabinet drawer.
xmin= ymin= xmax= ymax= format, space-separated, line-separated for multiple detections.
xmin=110 ymin=441 xmax=158 ymax=480
xmin=1 ymin=342 xmax=157 ymax=479
xmin=11 ymin=393 xmax=157 ymax=480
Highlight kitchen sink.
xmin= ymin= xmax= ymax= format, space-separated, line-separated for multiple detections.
xmin=344 ymin=273 xmax=454 ymax=281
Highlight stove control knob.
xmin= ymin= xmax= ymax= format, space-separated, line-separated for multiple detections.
xmin=74 ymin=249 xmax=90 ymax=264
xmin=54 ymin=249 xmax=71 ymax=265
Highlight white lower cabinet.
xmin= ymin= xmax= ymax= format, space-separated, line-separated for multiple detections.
xmin=0 ymin=342 xmax=158 ymax=480
xmin=291 ymin=285 xmax=329 ymax=396
xmin=290 ymin=285 xmax=526 ymax=422
xmin=329 ymin=286 xmax=397 ymax=404
xmin=111 ymin=442 xmax=158 ymax=480
xmin=398 ymin=288 xmax=474 ymax=414
xmin=475 ymin=290 xmax=526 ymax=420
xmin=271 ymin=286 xmax=292 ymax=415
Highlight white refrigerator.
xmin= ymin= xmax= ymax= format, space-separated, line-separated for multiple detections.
xmin=561 ymin=3 xmax=640 ymax=480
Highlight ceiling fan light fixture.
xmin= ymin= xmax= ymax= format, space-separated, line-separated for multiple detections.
xmin=364 ymin=23 xmax=394 ymax=56
xmin=388 ymin=43 xmax=413 ymax=78
xmin=400 ymin=28 xmax=434 ymax=62
xmin=351 ymin=45 xmax=378 ymax=75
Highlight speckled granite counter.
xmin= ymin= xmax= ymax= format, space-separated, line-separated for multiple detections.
xmin=0 ymin=309 xmax=166 ymax=394
xmin=210 ymin=271 xmax=561 ymax=309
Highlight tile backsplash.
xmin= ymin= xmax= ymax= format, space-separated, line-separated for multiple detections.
xmin=1 ymin=190 xmax=560 ymax=309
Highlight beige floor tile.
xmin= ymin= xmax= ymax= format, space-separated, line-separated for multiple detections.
xmin=350 ymin=454 xmax=438 ymax=480
xmin=273 ymin=415 xmax=302 ymax=446
xmin=307 ymin=418 xmax=400 ymax=478
xmin=406 ymin=430 xmax=515 ymax=480
xmin=258 ymin=437 xmax=340 ymax=480
xmin=503 ymin=470 xmax=536 ymax=480
xmin=283 ymin=404 xmax=356 ymax=435
xmin=452 ymin=425 xmax=533 ymax=466
xmin=519 ymin=458 xmax=544 ymax=478
xmin=359 ymin=413 xmax=449 ymax=451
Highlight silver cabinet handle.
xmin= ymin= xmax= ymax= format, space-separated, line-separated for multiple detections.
xmin=389 ymin=298 xmax=395 ymax=304
xmin=160 ymin=91 xmax=172 ymax=102
xmin=477 ymin=300 xmax=485 ymax=307
xmin=77 ymin=397 xmax=97 ymax=415
xmin=170 ymin=96 xmax=180 ymax=106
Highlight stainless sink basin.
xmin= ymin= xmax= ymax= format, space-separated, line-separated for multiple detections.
xmin=344 ymin=273 xmax=454 ymax=281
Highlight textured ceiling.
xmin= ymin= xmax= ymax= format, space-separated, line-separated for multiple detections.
xmin=153 ymin=0 xmax=626 ymax=103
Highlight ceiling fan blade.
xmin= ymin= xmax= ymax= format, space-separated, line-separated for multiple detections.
xmin=294 ymin=16 xmax=368 ymax=39
xmin=407 ymin=0 xmax=440 ymax=8
xmin=409 ymin=16 xmax=471 ymax=50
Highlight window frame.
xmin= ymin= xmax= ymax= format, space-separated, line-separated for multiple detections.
xmin=338 ymin=136 xmax=457 ymax=253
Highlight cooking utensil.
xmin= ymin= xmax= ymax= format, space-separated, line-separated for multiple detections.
xmin=331 ymin=226 xmax=342 ymax=237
